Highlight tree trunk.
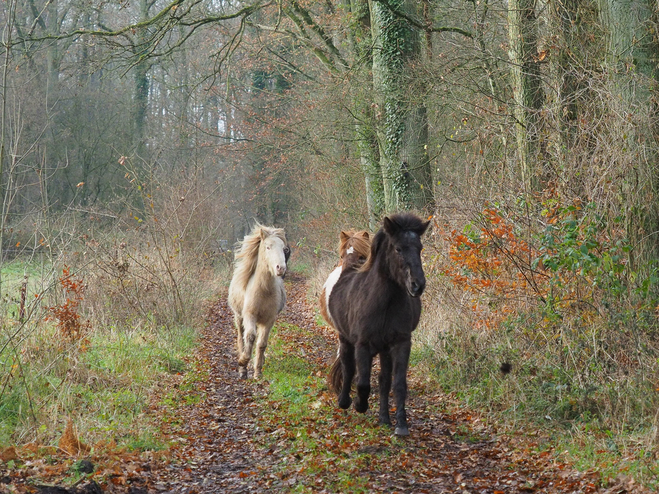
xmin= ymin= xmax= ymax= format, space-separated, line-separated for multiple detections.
xmin=133 ymin=0 xmax=151 ymax=155
xmin=370 ymin=0 xmax=431 ymax=212
xmin=544 ymin=0 xmax=579 ymax=171
xmin=508 ymin=0 xmax=544 ymax=190
xmin=357 ymin=114 xmax=383 ymax=230
xmin=347 ymin=0 xmax=384 ymax=228
xmin=45 ymin=0 xmax=59 ymax=100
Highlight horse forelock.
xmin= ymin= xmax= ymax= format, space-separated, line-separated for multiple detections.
xmin=386 ymin=213 xmax=430 ymax=236
xmin=339 ymin=230 xmax=371 ymax=261
xmin=358 ymin=214 xmax=428 ymax=276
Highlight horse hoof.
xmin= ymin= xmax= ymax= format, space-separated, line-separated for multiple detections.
xmin=354 ymin=400 xmax=368 ymax=414
xmin=395 ymin=426 xmax=410 ymax=437
xmin=238 ymin=367 xmax=248 ymax=379
xmin=379 ymin=417 xmax=392 ymax=427
xmin=338 ymin=396 xmax=352 ymax=409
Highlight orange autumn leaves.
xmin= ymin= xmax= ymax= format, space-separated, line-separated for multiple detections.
xmin=442 ymin=207 xmax=542 ymax=330
xmin=47 ymin=266 xmax=91 ymax=342
xmin=439 ymin=199 xmax=626 ymax=331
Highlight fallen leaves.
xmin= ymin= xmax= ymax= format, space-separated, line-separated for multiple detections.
xmin=0 ymin=447 xmax=18 ymax=463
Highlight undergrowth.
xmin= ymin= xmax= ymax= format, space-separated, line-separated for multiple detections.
xmin=418 ymin=190 xmax=659 ymax=489
xmin=0 ymin=236 xmax=225 ymax=451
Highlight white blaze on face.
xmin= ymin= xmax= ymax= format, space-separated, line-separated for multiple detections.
xmin=346 ymin=246 xmax=354 ymax=255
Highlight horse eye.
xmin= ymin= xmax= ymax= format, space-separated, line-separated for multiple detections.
xmin=396 ymin=247 xmax=402 ymax=253
xmin=266 ymin=246 xmax=271 ymax=250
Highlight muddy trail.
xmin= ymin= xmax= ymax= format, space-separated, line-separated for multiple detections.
xmin=6 ymin=275 xmax=645 ymax=493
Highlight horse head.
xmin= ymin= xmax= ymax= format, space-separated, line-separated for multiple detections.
xmin=382 ymin=213 xmax=430 ymax=298
xmin=260 ymin=229 xmax=287 ymax=278
xmin=339 ymin=230 xmax=371 ymax=270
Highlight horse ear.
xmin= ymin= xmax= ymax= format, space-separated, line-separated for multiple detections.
xmin=382 ymin=216 xmax=399 ymax=235
xmin=259 ymin=228 xmax=267 ymax=241
xmin=360 ymin=231 xmax=370 ymax=240
xmin=340 ymin=231 xmax=350 ymax=243
xmin=419 ymin=220 xmax=431 ymax=236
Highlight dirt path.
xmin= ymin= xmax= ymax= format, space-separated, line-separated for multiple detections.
xmin=112 ymin=276 xmax=642 ymax=493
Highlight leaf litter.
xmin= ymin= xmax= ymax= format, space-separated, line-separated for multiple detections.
xmin=1 ymin=274 xmax=651 ymax=493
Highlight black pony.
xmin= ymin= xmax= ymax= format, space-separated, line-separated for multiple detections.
xmin=328 ymin=213 xmax=430 ymax=436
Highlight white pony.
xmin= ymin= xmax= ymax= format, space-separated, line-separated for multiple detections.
xmin=228 ymin=223 xmax=289 ymax=379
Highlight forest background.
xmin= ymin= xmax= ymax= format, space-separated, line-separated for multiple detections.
xmin=3 ymin=0 xmax=659 ymax=489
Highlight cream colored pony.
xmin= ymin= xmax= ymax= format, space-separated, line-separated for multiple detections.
xmin=228 ymin=223 xmax=289 ymax=379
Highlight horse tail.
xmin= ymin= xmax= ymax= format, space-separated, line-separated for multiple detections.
xmin=327 ymin=346 xmax=343 ymax=395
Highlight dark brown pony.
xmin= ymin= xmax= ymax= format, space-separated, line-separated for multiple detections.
xmin=328 ymin=213 xmax=430 ymax=436
xmin=319 ymin=230 xmax=371 ymax=330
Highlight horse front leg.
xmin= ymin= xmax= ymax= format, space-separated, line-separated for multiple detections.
xmin=238 ymin=315 xmax=257 ymax=379
xmin=253 ymin=323 xmax=273 ymax=379
xmin=234 ymin=314 xmax=244 ymax=356
xmin=391 ymin=340 xmax=412 ymax=436
xmin=353 ymin=344 xmax=373 ymax=414
xmin=338 ymin=337 xmax=355 ymax=410
xmin=378 ymin=350 xmax=393 ymax=427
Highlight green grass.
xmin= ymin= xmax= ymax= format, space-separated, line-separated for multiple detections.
xmin=0 ymin=257 xmax=51 ymax=318
xmin=254 ymin=323 xmax=416 ymax=493
xmin=412 ymin=334 xmax=659 ymax=490
xmin=0 ymin=254 xmax=208 ymax=454
xmin=0 ymin=318 xmax=198 ymax=450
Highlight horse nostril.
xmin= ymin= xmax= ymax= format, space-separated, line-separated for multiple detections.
xmin=410 ymin=280 xmax=425 ymax=296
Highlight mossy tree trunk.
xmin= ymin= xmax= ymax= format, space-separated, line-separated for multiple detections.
xmin=370 ymin=0 xmax=432 ymax=212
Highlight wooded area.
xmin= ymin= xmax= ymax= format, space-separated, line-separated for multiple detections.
xmin=2 ymin=0 xmax=659 ymax=248
xmin=3 ymin=0 xmax=659 ymax=488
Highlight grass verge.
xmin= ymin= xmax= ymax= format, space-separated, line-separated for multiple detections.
xmin=254 ymin=324 xmax=411 ymax=494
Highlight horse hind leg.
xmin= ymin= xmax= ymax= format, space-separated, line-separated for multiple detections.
xmin=253 ymin=323 xmax=273 ymax=379
xmin=337 ymin=338 xmax=355 ymax=410
xmin=234 ymin=314 xmax=245 ymax=356
xmin=233 ymin=314 xmax=249 ymax=379
xmin=391 ymin=341 xmax=412 ymax=436
xmin=353 ymin=344 xmax=373 ymax=414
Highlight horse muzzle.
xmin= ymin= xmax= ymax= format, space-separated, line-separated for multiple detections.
xmin=408 ymin=279 xmax=425 ymax=297
xmin=276 ymin=265 xmax=287 ymax=277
